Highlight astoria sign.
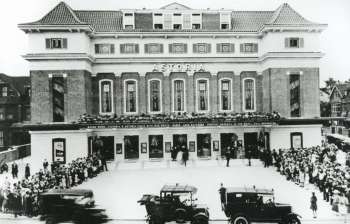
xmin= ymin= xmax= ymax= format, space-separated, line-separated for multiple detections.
xmin=153 ymin=63 xmax=205 ymax=73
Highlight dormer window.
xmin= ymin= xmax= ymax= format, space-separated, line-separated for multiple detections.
xmin=221 ymin=23 xmax=229 ymax=30
xmin=154 ymin=24 xmax=163 ymax=29
xmin=173 ymin=24 xmax=182 ymax=30
xmin=192 ymin=24 xmax=201 ymax=29
xmin=124 ymin=25 xmax=134 ymax=30
xmin=124 ymin=13 xmax=133 ymax=16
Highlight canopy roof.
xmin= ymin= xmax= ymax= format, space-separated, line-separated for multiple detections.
xmin=161 ymin=184 xmax=198 ymax=194
xmin=226 ymin=187 xmax=274 ymax=195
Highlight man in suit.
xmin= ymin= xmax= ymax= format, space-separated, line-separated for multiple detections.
xmin=225 ymin=147 xmax=231 ymax=167
xmin=11 ymin=162 xmax=18 ymax=178
xmin=246 ymin=146 xmax=252 ymax=166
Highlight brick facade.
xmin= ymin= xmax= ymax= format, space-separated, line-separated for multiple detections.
xmin=30 ymin=67 xmax=320 ymax=123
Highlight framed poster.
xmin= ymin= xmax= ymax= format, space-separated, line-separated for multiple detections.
xmin=291 ymin=132 xmax=303 ymax=149
xmin=116 ymin=143 xmax=123 ymax=154
xmin=189 ymin=141 xmax=195 ymax=152
xmin=213 ymin=141 xmax=219 ymax=151
xmin=52 ymin=138 xmax=66 ymax=164
xmin=141 ymin=143 xmax=147 ymax=154
xmin=165 ymin=142 xmax=171 ymax=153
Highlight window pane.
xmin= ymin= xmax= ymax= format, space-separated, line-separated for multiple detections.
xmin=290 ymin=74 xmax=300 ymax=117
xmin=221 ymin=80 xmax=231 ymax=110
xmin=150 ymin=80 xmax=161 ymax=112
xmin=52 ymin=76 xmax=65 ymax=122
xmin=174 ymin=80 xmax=184 ymax=111
xmin=198 ymin=80 xmax=208 ymax=111
xmin=244 ymin=79 xmax=255 ymax=110
xmin=100 ymin=81 xmax=112 ymax=113
xmin=126 ymin=81 xmax=137 ymax=112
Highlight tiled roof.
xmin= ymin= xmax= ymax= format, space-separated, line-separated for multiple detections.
xmin=0 ymin=74 xmax=30 ymax=96
xmin=20 ymin=2 xmax=323 ymax=32
xmin=267 ymin=3 xmax=316 ymax=25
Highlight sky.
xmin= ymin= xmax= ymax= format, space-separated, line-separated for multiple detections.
xmin=0 ymin=0 xmax=349 ymax=85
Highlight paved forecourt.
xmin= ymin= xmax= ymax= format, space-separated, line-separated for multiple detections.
xmin=76 ymin=159 xmax=342 ymax=223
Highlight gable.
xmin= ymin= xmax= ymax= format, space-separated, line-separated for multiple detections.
xmin=160 ymin=2 xmax=191 ymax=10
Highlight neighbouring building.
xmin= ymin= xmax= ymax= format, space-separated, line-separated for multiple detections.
xmin=18 ymin=2 xmax=327 ymax=171
xmin=329 ymin=83 xmax=350 ymax=117
xmin=0 ymin=73 xmax=31 ymax=151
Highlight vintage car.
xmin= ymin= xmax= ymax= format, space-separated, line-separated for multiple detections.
xmin=222 ymin=187 xmax=301 ymax=224
xmin=39 ymin=189 xmax=109 ymax=224
xmin=138 ymin=184 xmax=210 ymax=224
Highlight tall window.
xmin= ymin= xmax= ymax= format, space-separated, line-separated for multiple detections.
xmin=197 ymin=79 xmax=209 ymax=111
xmin=1 ymin=86 xmax=7 ymax=97
xmin=52 ymin=76 xmax=65 ymax=122
xmin=99 ymin=80 xmax=113 ymax=114
xmin=290 ymin=74 xmax=301 ymax=117
xmin=220 ymin=79 xmax=232 ymax=111
xmin=125 ymin=80 xmax=137 ymax=113
xmin=173 ymin=80 xmax=185 ymax=112
xmin=0 ymin=131 xmax=3 ymax=147
xmin=149 ymin=80 xmax=161 ymax=113
xmin=243 ymin=78 xmax=255 ymax=111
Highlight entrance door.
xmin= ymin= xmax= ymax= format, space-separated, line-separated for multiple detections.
xmin=244 ymin=132 xmax=258 ymax=158
xmin=124 ymin=135 xmax=139 ymax=159
xmin=173 ymin=134 xmax=187 ymax=151
xmin=220 ymin=133 xmax=238 ymax=157
xmin=197 ymin=134 xmax=211 ymax=157
xmin=149 ymin=135 xmax=163 ymax=158
xmin=99 ymin=136 xmax=115 ymax=161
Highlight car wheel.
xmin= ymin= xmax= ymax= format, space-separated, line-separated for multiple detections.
xmin=192 ymin=214 xmax=209 ymax=224
xmin=286 ymin=217 xmax=301 ymax=224
xmin=231 ymin=215 xmax=250 ymax=224
xmin=175 ymin=208 xmax=186 ymax=223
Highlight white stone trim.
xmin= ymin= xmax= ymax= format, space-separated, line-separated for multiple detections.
xmin=242 ymin=77 xmax=256 ymax=113
xmin=195 ymin=78 xmax=210 ymax=113
xmin=218 ymin=78 xmax=233 ymax=112
xmin=99 ymin=79 xmax=114 ymax=115
xmin=147 ymin=78 xmax=163 ymax=114
xmin=123 ymin=79 xmax=138 ymax=115
xmin=172 ymin=78 xmax=186 ymax=113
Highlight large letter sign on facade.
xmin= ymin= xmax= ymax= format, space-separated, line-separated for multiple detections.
xmin=52 ymin=138 xmax=66 ymax=163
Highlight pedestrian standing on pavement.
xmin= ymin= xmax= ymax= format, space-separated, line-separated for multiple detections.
xmin=25 ymin=163 xmax=30 ymax=179
xmin=43 ymin=159 xmax=49 ymax=172
xmin=310 ymin=192 xmax=317 ymax=218
xmin=11 ymin=162 xmax=18 ymax=179
xmin=246 ymin=146 xmax=252 ymax=166
xmin=219 ymin=183 xmax=226 ymax=211
xmin=182 ymin=147 xmax=189 ymax=167
xmin=225 ymin=147 xmax=231 ymax=167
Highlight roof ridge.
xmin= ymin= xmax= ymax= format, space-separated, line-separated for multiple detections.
xmin=60 ymin=1 xmax=83 ymax=23
xmin=267 ymin=3 xmax=314 ymax=25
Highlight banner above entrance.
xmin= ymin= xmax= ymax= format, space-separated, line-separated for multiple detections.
xmin=153 ymin=63 xmax=205 ymax=74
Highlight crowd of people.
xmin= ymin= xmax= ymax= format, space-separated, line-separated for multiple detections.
xmin=272 ymin=144 xmax=350 ymax=215
xmin=76 ymin=111 xmax=282 ymax=126
xmin=0 ymin=153 xmax=108 ymax=218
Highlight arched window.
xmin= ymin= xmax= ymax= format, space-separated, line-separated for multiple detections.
xmin=220 ymin=79 xmax=232 ymax=111
xmin=173 ymin=79 xmax=185 ymax=112
xmin=124 ymin=79 xmax=137 ymax=113
xmin=99 ymin=79 xmax=113 ymax=114
xmin=243 ymin=78 xmax=255 ymax=111
xmin=148 ymin=79 xmax=162 ymax=113
xmin=196 ymin=79 xmax=209 ymax=112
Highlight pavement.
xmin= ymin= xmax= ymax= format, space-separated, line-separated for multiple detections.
xmin=1 ymin=158 xmax=350 ymax=224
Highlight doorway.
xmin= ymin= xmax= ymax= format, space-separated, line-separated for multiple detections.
xmin=99 ymin=136 xmax=115 ymax=161
xmin=197 ymin=134 xmax=211 ymax=157
xmin=124 ymin=135 xmax=139 ymax=159
xmin=244 ymin=132 xmax=258 ymax=158
xmin=149 ymin=135 xmax=164 ymax=158
xmin=173 ymin=134 xmax=187 ymax=151
xmin=220 ymin=133 xmax=238 ymax=158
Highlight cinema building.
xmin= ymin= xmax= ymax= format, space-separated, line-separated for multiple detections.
xmin=18 ymin=2 xmax=327 ymax=170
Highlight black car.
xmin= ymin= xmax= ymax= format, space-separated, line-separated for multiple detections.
xmin=222 ymin=187 xmax=301 ymax=224
xmin=138 ymin=184 xmax=210 ymax=224
xmin=39 ymin=189 xmax=109 ymax=224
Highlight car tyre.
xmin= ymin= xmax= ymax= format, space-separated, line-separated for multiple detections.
xmin=231 ymin=215 xmax=250 ymax=224
xmin=175 ymin=208 xmax=187 ymax=223
xmin=192 ymin=213 xmax=209 ymax=224
xmin=285 ymin=217 xmax=301 ymax=224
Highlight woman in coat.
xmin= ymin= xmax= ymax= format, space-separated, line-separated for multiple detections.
xmin=25 ymin=164 xmax=30 ymax=179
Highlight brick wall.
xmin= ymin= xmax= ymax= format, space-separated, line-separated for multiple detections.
xmin=202 ymin=13 xmax=220 ymax=30
xmin=261 ymin=69 xmax=271 ymax=113
xmin=31 ymin=70 xmax=92 ymax=123
xmin=135 ymin=13 xmax=153 ymax=29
